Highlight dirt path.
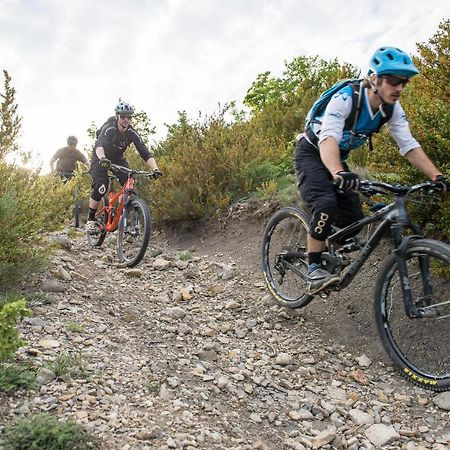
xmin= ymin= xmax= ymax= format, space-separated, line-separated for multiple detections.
xmin=2 ymin=202 xmax=450 ymax=449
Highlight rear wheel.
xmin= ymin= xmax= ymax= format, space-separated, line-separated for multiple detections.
xmin=375 ymin=239 xmax=450 ymax=391
xmin=86 ymin=197 xmax=107 ymax=247
xmin=117 ymin=198 xmax=151 ymax=267
xmin=262 ymin=207 xmax=313 ymax=308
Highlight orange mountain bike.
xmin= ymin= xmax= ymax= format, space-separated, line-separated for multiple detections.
xmin=86 ymin=163 xmax=155 ymax=267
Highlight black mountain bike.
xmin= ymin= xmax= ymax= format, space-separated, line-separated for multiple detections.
xmin=262 ymin=180 xmax=450 ymax=391
xmin=57 ymin=172 xmax=82 ymax=228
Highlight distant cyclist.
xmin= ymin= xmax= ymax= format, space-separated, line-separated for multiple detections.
xmin=86 ymin=101 xmax=162 ymax=234
xmin=50 ymin=135 xmax=89 ymax=180
xmin=294 ymin=46 xmax=448 ymax=295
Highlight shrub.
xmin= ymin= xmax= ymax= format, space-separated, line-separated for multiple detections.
xmin=2 ymin=413 xmax=97 ymax=449
xmin=0 ymin=297 xmax=31 ymax=363
xmin=0 ymin=163 xmax=91 ymax=289
xmin=48 ymin=352 xmax=90 ymax=380
xmin=0 ymin=363 xmax=36 ymax=392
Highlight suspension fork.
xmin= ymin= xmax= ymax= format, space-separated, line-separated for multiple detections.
xmin=392 ymin=227 xmax=431 ymax=318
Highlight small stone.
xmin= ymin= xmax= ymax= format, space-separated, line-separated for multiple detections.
xmin=275 ymin=353 xmax=293 ymax=366
xmin=36 ymin=368 xmax=56 ymax=385
xmin=434 ymin=392 xmax=450 ymax=411
xmin=38 ymin=339 xmax=60 ymax=348
xmin=216 ymin=376 xmax=229 ymax=389
xmin=41 ymin=279 xmax=66 ymax=293
xmin=356 ymin=354 xmax=372 ymax=367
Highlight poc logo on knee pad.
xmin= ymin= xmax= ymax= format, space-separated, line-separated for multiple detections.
xmin=314 ymin=212 xmax=329 ymax=235
xmin=98 ymin=184 xmax=106 ymax=195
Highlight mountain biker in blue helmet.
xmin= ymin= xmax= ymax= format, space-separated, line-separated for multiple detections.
xmin=294 ymin=46 xmax=448 ymax=294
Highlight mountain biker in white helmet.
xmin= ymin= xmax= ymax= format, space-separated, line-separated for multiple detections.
xmin=86 ymin=101 xmax=162 ymax=234
xmin=294 ymin=46 xmax=448 ymax=294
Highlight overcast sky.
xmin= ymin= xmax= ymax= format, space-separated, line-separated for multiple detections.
xmin=0 ymin=0 xmax=447 ymax=172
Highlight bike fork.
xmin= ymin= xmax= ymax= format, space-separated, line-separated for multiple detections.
xmin=393 ymin=231 xmax=435 ymax=319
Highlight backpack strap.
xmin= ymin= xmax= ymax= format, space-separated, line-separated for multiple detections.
xmin=377 ymin=103 xmax=394 ymax=131
xmin=306 ymin=81 xmax=363 ymax=148
xmin=344 ymin=81 xmax=364 ymax=133
xmin=368 ymin=102 xmax=394 ymax=151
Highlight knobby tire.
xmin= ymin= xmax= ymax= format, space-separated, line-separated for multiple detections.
xmin=117 ymin=197 xmax=152 ymax=267
xmin=375 ymin=239 xmax=450 ymax=391
xmin=262 ymin=207 xmax=314 ymax=308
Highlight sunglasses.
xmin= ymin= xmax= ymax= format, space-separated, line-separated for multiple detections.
xmin=119 ymin=115 xmax=133 ymax=120
xmin=382 ymin=75 xmax=409 ymax=88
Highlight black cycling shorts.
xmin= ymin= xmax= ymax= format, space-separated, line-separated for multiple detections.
xmin=90 ymin=159 xmax=129 ymax=201
xmin=294 ymin=137 xmax=364 ymax=240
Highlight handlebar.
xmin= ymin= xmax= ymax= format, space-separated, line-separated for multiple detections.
xmin=359 ymin=180 xmax=443 ymax=197
xmin=56 ymin=171 xmax=74 ymax=179
xmin=333 ymin=178 xmax=445 ymax=197
xmin=108 ymin=163 xmax=155 ymax=178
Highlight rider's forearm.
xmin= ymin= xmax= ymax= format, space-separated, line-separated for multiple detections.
xmin=404 ymin=147 xmax=442 ymax=180
xmin=319 ymin=137 xmax=344 ymax=176
xmin=146 ymin=158 xmax=159 ymax=171
xmin=95 ymin=146 xmax=106 ymax=159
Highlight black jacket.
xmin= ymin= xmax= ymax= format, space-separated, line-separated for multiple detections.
xmin=92 ymin=118 xmax=153 ymax=163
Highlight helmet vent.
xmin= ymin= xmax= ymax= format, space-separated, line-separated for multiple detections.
xmin=386 ymin=53 xmax=394 ymax=60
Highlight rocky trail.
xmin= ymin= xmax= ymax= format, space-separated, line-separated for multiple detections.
xmin=1 ymin=200 xmax=450 ymax=449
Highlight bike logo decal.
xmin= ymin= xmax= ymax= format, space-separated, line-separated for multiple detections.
xmin=403 ymin=367 xmax=437 ymax=385
xmin=99 ymin=184 xmax=106 ymax=195
xmin=314 ymin=212 xmax=329 ymax=235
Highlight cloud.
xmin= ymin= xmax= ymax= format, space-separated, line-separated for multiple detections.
xmin=0 ymin=0 xmax=447 ymax=170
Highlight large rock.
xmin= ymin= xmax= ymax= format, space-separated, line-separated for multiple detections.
xmin=434 ymin=392 xmax=450 ymax=411
xmin=365 ymin=424 xmax=400 ymax=447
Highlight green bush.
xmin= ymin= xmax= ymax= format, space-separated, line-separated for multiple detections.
xmin=0 ymin=163 xmax=91 ymax=289
xmin=2 ymin=413 xmax=97 ymax=449
xmin=0 ymin=297 xmax=31 ymax=363
xmin=48 ymin=352 xmax=90 ymax=380
xmin=0 ymin=363 xmax=36 ymax=392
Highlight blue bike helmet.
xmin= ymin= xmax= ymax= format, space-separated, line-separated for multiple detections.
xmin=368 ymin=47 xmax=419 ymax=77
xmin=115 ymin=101 xmax=135 ymax=115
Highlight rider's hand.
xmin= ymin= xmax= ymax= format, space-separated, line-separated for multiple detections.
xmin=99 ymin=157 xmax=111 ymax=169
xmin=333 ymin=171 xmax=361 ymax=190
xmin=431 ymin=175 xmax=449 ymax=193
xmin=152 ymin=169 xmax=163 ymax=179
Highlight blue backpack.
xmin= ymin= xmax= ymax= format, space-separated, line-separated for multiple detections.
xmin=305 ymin=79 xmax=393 ymax=149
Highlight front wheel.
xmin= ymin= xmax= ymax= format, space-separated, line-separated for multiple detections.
xmin=375 ymin=239 xmax=450 ymax=391
xmin=117 ymin=197 xmax=152 ymax=267
xmin=262 ymin=207 xmax=314 ymax=308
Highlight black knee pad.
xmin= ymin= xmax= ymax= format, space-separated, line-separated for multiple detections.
xmin=91 ymin=182 xmax=108 ymax=201
xmin=310 ymin=202 xmax=337 ymax=241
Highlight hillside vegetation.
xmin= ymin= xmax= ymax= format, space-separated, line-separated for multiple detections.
xmin=0 ymin=20 xmax=449 ymax=290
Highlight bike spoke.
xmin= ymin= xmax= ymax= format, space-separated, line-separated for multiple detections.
xmin=262 ymin=208 xmax=313 ymax=308
xmin=381 ymin=248 xmax=450 ymax=382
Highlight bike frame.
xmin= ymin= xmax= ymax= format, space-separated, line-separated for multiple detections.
xmin=101 ymin=175 xmax=136 ymax=233
xmin=324 ymin=190 xmax=434 ymax=318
